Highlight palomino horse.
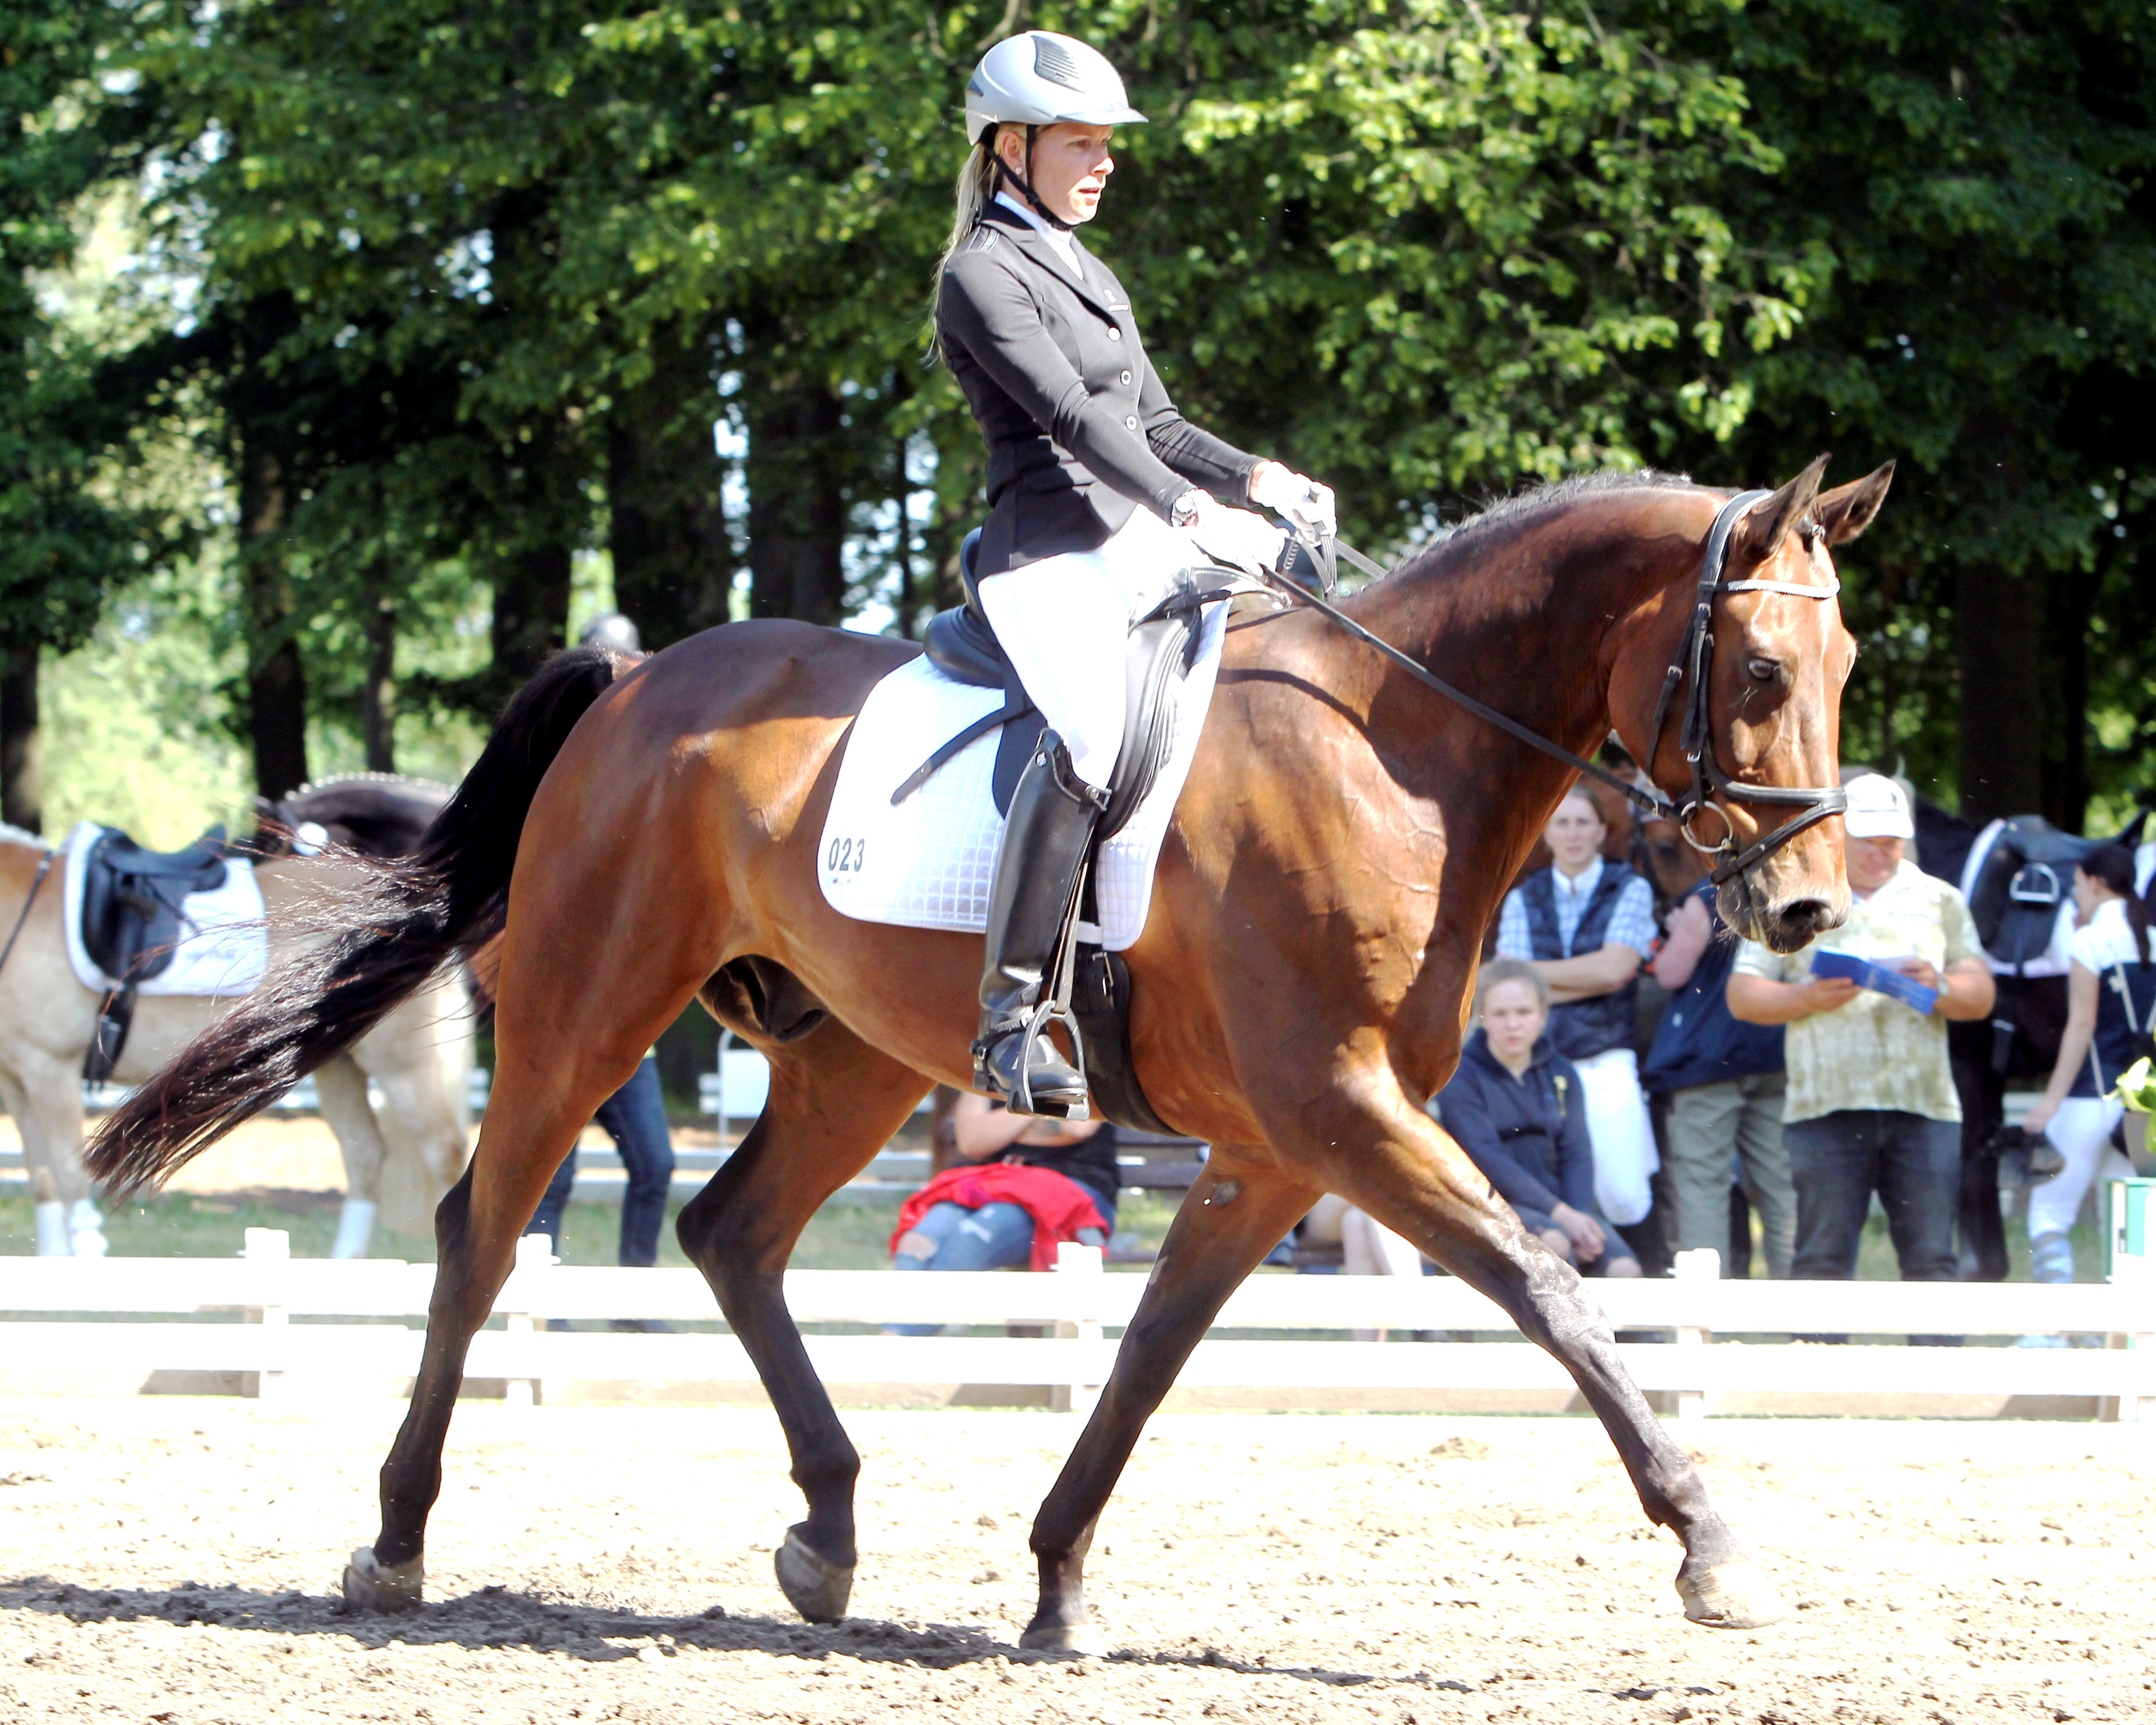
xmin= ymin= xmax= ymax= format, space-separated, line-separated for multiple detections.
xmin=92 ymin=460 xmax=1889 ymax=1646
xmin=0 ymin=818 xmax=471 ymax=1257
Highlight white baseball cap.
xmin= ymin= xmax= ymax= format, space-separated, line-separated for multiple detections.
xmin=1842 ymin=773 xmax=1913 ymax=840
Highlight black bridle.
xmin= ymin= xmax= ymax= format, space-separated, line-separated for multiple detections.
xmin=1253 ymin=489 xmax=1849 ymax=889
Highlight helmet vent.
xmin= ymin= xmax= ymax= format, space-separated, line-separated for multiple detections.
xmin=1031 ymin=34 xmax=1084 ymax=89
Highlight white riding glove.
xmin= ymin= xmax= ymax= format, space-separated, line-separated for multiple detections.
xmin=1186 ymin=499 xmax=1288 ymax=576
xmin=1248 ymin=463 xmax=1338 ymax=547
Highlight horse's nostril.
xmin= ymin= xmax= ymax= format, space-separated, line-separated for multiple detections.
xmin=1775 ymin=898 xmax=1830 ymax=941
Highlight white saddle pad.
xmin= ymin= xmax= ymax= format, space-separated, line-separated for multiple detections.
xmin=61 ymin=820 xmax=269 ymax=998
xmin=818 ymin=602 xmax=1228 ymax=950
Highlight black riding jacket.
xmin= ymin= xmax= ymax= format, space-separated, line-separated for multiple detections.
xmin=937 ymin=200 xmax=1262 ymax=579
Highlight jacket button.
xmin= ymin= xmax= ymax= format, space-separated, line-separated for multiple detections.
xmin=1123 ymin=415 xmax=1138 ymax=430
xmin=1119 ymin=369 xmax=1132 ymax=386
xmin=1107 ymin=328 xmax=1121 ymax=340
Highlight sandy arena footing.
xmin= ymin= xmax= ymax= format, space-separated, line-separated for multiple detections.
xmin=0 ymin=1400 xmax=2148 ymax=1723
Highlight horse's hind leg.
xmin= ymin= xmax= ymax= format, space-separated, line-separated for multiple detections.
xmin=1024 ymin=1152 xmax=1319 ymax=1652
xmin=674 ymin=1019 xmax=931 ymax=1622
xmin=343 ymin=933 xmax=696 ymax=1611
xmin=315 ymin=1055 xmax=385 ymax=1258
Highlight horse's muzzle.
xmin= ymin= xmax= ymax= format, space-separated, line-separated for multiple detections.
xmin=1759 ymin=894 xmax=1841 ymax=954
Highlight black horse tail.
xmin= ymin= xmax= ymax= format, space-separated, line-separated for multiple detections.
xmin=87 ymin=646 xmax=633 ymax=1193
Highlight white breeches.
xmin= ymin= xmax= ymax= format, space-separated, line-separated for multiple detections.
xmin=2029 ymin=1095 xmax=2133 ymax=1240
xmin=975 ymin=506 xmax=1199 ymax=790
xmin=1572 ymin=1047 xmax=1660 ymax=1227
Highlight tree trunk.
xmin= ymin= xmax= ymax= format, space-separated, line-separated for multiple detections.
xmin=1 ymin=646 xmax=42 ymax=834
xmin=1955 ymin=564 xmax=2045 ymax=823
xmin=360 ymin=586 xmax=397 ymax=773
xmin=2042 ymin=563 xmax=2095 ymax=835
xmin=491 ymin=540 xmax=573 ymax=690
xmin=608 ymin=334 xmax=734 ymax=649
xmin=745 ymin=383 xmax=847 ymax=626
xmin=239 ymin=441 xmax=310 ymax=800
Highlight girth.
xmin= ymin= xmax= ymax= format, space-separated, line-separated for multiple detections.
xmin=77 ymin=825 xmax=231 ymax=1083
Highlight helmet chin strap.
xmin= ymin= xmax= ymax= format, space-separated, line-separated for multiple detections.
xmin=995 ymin=124 xmax=1076 ymax=232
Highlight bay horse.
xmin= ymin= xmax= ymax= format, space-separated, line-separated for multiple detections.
xmin=0 ymin=817 xmax=471 ymax=1257
xmin=90 ymin=459 xmax=1890 ymax=1647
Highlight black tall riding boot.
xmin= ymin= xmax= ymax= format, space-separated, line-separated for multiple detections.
xmin=974 ymin=731 xmax=1105 ymax=1114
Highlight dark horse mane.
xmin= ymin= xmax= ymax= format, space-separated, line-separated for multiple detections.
xmin=1385 ymin=467 xmax=1710 ymax=586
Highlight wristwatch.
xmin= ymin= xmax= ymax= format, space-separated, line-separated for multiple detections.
xmin=1169 ymin=489 xmax=1206 ymax=529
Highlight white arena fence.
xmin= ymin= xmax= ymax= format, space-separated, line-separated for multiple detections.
xmin=2 ymin=1229 xmax=2150 ymax=1423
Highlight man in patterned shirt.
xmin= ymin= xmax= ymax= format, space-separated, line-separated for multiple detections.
xmin=1727 ymin=775 xmax=1995 ymax=1304
xmin=1495 ymin=787 xmax=1661 ymax=1234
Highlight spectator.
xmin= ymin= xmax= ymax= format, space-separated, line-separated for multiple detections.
xmin=1725 ymin=774 xmax=1995 ymax=1313
xmin=885 ymin=1094 xmax=1119 ymax=1333
xmin=1643 ymin=879 xmax=1795 ymax=1277
xmin=2019 ymin=844 xmax=2154 ymax=1293
xmin=1435 ymin=959 xmax=1641 ymax=1277
xmin=1495 ymin=787 xmax=1660 ymax=1230
xmin=524 ymin=1051 xmax=678 ymax=1276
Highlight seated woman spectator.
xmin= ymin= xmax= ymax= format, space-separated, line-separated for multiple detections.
xmin=1434 ymin=959 xmax=1641 ymax=1277
xmin=2020 ymin=843 xmax=2155 ymax=1292
xmin=885 ymin=1094 xmax=1119 ymax=1332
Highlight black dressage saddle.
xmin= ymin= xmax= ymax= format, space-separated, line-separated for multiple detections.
xmin=892 ymin=531 xmax=1230 ymax=1133
xmin=900 ymin=528 xmax=1220 ymax=837
xmin=78 ymin=825 xmax=231 ymax=1082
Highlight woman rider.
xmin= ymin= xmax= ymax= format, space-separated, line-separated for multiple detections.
xmin=939 ymin=30 xmax=1336 ymax=1113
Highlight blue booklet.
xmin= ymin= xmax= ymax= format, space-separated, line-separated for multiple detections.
xmin=1812 ymin=948 xmax=1939 ymax=1015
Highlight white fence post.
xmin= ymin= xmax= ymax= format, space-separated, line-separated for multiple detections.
xmin=240 ymin=1227 xmax=290 ymax=1400
xmin=2102 ymin=1182 xmax=2151 ymax=1424
xmin=500 ymin=1233 xmax=554 ymax=1409
xmin=1669 ymin=1247 xmax=1720 ymax=1423
xmin=1051 ymin=1242 xmax=1105 ymax=1417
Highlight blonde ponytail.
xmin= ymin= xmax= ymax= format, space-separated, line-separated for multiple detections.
xmin=925 ymin=136 xmax=1004 ymax=355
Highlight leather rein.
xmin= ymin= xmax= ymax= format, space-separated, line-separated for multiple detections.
xmin=1253 ymin=489 xmax=1848 ymax=889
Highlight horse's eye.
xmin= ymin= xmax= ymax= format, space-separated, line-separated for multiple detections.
xmin=1746 ymin=656 xmax=1782 ymax=684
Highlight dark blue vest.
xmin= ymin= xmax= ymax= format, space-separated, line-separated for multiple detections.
xmin=1523 ymin=861 xmax=1640 ymax=1061
xmin=1641 ymin=882 xmax=1785 ymax=1092
xmin=2079 ymin=957 xmax=2156 ymax=1098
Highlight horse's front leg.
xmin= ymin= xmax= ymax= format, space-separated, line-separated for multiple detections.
xmin=1024 ymin=1152 xmax=1317 ymax=1651
xmin=1305 ymin=1079 xmax=1789 ymax=1630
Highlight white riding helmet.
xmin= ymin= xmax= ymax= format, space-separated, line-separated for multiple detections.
xmin=964 ymin=31 xmax=1147 ymax=141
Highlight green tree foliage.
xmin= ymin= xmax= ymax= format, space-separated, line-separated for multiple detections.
xmin=26 ymin=0 xmax=2156 ymax=832
xmin=1696 ymin=0 xmax=2156 ymax=827
xmin=0 ymin=1 xmax=152 ymax=827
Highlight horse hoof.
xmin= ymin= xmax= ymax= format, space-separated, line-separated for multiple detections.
xmin=1677 ymin=1558 xmax=1788 ymax=1629
xmin=1019 ymin=1618 xmax=1105 ymax=1655
xmin=774 ymin=1527 xmax=853 ymax=1624
xmin=341 ymin=1546 xmax=423 ymax=1613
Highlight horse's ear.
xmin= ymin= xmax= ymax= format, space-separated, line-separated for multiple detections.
xmin=1814 ymin=459 xmax=1896 ymax=544
xmin=1729 ymin=455 xmax=1830 ymax=566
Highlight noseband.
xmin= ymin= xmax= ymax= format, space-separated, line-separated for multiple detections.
xmin=1256 ymin=488 xmax=1848 ymax=890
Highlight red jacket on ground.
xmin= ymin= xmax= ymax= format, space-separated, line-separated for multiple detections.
xmin=890 ymin=1161 xmax=1108 ymax=1273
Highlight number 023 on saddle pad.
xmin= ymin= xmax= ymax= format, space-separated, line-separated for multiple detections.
xmin=816 ymin=601 xmax=1229 ymax=950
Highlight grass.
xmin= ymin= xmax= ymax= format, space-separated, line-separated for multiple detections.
xmin=0 ymin=1181 xmax=2112 ymax=1293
